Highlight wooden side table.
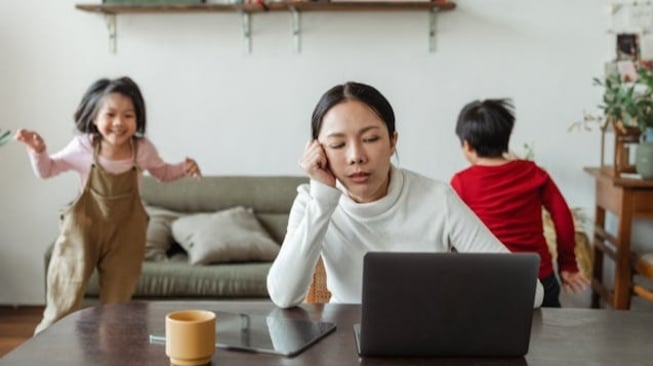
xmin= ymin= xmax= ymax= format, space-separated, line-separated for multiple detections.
xmin=584 ymin=167 xmax=653 ymax=309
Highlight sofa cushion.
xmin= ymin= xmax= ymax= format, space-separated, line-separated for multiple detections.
xmin=85 ymin=253 xmax=272 ymax=298
xmin=145 ymin=205 xmax=186 ymax=261
xmin=171 ymin=206 xmax=280 ymax=265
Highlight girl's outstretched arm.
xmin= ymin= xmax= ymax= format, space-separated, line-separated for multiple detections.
xmin=14 ymin=129 xmax=46 ymax=154
xmin=183 ymin=157 xmax=202 ymax=179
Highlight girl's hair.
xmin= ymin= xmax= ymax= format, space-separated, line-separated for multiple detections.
xmin=455 ymin=98 xmax=515 ymax=158
xmin=310 ymin=81 xmax=396 ymax=139
xmin=73 ymin=77 xmax=147 ymax=138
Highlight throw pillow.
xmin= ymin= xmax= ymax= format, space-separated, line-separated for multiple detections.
xmin=171 ymin=206 xmax=280 ymax=265
xmin=144 ymin=205 xmax=185 ymax=262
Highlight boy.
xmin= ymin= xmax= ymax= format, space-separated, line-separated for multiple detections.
xmin=450 ymin=99 xmax=589 ymax=307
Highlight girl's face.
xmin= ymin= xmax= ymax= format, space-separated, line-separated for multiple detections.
xmin=93 ymin=93 xmax=137 ymax=149
xmin=318 ymin=100 xmax=397 ymax=203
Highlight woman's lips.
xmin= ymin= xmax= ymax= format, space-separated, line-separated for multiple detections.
xmin=349 ymin=172 xmax=370 ymax=183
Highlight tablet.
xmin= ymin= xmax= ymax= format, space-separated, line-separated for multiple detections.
xmin=150 ymin=311 xmax=336 ymax=357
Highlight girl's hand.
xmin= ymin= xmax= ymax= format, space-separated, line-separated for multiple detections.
xmin=184 ymin=157 xmax=202 ymax=179
xmin=14 ymin=129 xmax=46 ymax=154
xmin=299 ymin=139 xmax=336 ymax=187
xmin=560 ymin=270 xmax=591 ymax=294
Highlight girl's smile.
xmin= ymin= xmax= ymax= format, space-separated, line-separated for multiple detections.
xmin=93 ymin=93 xmax=138 ymax=160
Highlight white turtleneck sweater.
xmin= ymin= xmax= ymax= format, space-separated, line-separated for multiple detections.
xmin=267 ymin=166 xmax=543 ymax=308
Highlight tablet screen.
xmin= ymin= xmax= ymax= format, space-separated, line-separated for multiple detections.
xmin=150 ymin=311 xmax=336 ymax=357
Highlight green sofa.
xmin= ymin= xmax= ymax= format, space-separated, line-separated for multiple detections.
xmin=44 ymin=175 xmax=307 ymax=301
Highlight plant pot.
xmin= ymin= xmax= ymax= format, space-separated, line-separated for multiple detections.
xmin=646 ymin=128 xmax=653 ymax=143
xmin=636 ymin=141 xmax=653 ymax=179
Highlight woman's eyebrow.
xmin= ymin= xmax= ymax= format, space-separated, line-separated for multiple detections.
xmin=325 ymin=125 xmax=380 ymax=138
xmin=359 ymin=126 xmax=380 ymax=134
xmin=326 ymin=132 xmax=346 ymax=138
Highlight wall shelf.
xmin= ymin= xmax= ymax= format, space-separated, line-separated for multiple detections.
xmin=75 ymin=1 xmax=456 ymax=53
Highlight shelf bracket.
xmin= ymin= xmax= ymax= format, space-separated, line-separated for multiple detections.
xmin=429 ymin=7 xmax=439 ymax=53
xmin=241 ymin=12 xmax=252 ymax=54
xmin=290 ymin=6 xmax=301 ymax=53
xmin=105 ymin=14 xmax=117 ymax=54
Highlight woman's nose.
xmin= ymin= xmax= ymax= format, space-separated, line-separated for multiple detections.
xmin=348 ymin=143 xmax=367 ymax=165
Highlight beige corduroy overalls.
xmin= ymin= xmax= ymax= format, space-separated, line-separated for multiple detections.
xmin=35 ymin=140 xmax=148 ymax=334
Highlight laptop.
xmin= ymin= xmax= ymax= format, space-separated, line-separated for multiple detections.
xmin=354 ymin=252 xmax=540 ymax=357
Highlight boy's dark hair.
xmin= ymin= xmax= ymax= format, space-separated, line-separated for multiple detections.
xmin=455 ymin=98 xmax=515 ymax=158
xmin=73 ymin=76 xmax=146 ymax=138
xmin=311 ymin=81 xmax=395 ymax=140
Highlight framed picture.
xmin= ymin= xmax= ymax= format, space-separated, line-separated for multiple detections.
xmin=617 ymin=33 xmax=640 ymax=61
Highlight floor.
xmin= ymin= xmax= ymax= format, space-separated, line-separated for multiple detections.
xmin=0 ymin=306 xmax=42 ymax=358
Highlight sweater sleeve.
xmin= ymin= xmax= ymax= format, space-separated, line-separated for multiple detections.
xmin=137 ymin=138 xmax=186 ymax=182
xmin=266 ymin=180 xmax=341 ymax=308
xmin=27 ymin=136 xmax=89 ymax=180
xmin=541 ymin=174 xmax=578 ymax=274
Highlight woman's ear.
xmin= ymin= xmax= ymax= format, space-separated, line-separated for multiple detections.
xmin=390 ymin=132 xmax=398 ymax=154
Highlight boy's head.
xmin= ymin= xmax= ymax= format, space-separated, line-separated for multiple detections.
xmin=455 ymin=98 xmax=515 ymax=159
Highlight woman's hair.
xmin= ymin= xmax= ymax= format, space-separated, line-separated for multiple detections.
xmin=455 ymin=98 xmax=515 ymax=158
xmin=73 ymin=76 xmax=147 ymax=138
xmin=310 ymin=81 xmax=396 ymax=139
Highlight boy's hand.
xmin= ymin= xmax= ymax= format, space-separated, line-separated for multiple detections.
xmin=299 ymin=139 xmax=336 ymax=187
xmin=560 ymin=270 xmax=591 ymax=294
xmin=14 ymin=129 xmax=46 ymax=154
xmin=184 ymin=157 xmax=202 ymax=179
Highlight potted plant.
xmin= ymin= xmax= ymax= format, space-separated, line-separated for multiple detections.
xmin=589 ymin=72 xmax=642 ymax=176
xmin=630 ymin=70 xmax=653 ymax=178
xmin=631 ymin=67 xmax=653 ymax=140
xmin=593 ymin=72 xmax=645 ymax=133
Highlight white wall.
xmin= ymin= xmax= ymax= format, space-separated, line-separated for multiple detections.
xmin=1 ymin=0 xmax=644 ymax=305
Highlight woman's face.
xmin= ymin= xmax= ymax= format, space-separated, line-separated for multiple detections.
xmin=318 ymin=100 xmax=397 ymax=203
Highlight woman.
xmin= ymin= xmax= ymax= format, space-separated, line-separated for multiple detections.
xmin=267 ymin=81 xmax=543 ymax=308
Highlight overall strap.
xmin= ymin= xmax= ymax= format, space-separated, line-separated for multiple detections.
xmin=131 ymin=137 xmax=141 ymax=171
xmin=92 ymin=135 xmax=102 ymax=165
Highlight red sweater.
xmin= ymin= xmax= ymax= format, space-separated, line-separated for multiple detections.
xmin=450 ymin=160 xmax=578 ymax=279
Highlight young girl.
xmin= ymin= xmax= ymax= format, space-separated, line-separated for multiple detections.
xmin=15 ymin=77 xmax=202 ymax=333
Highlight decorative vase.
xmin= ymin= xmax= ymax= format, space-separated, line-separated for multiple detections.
xmin=636 ymin=128 xmax=653 ymax=179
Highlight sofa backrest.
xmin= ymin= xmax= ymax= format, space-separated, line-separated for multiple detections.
xmin=140 ymin=175 xmax=309 ymax=244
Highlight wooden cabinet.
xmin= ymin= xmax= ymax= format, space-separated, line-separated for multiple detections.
xmin=75 ymin=1 xmax=456 ymax=53
xmin=584 ymin=167 xmax=653 ymax=309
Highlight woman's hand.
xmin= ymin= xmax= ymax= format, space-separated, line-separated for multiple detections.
xmin=560 ymin=270 xmax=591 ymax=294
xmin=184 ymin=157 xmax=202 ymax=179
xmin=14 ymin=129 xmax=46 ymax=154
xmin=299 ymin=140 xmax=336 ymax=187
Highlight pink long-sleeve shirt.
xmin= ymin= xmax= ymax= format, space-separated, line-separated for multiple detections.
xmin=28 ymin=134 xmax=186 ymax=188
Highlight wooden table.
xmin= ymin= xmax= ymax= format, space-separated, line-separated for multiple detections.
xmin=584 ymin=167 xmax=653 ymax=309
xmin=1 ymin=301 xmax=652 ymax=366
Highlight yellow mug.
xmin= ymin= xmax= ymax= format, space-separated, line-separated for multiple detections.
xmin=165 ymin=310 xmax=216 ymax=366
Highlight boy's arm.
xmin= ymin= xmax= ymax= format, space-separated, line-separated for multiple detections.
xmin=541 ymin=174 xmax=578 ymax=274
